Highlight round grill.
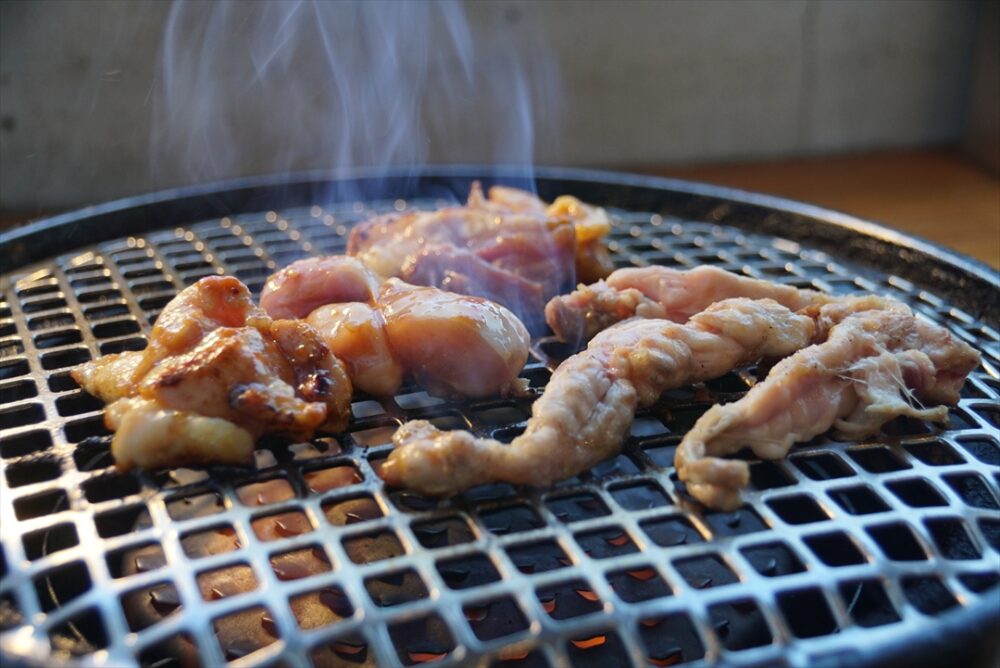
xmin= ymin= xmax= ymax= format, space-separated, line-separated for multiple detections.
xmin=0 ymin=169 xmax=997 ymax=668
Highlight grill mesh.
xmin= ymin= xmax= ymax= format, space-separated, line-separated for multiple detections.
xmin=1 ymin=198 xmax=998 ymax=667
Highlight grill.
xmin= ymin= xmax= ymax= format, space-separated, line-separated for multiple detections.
xmin=0 ymin=167 xmax=997 ymax=668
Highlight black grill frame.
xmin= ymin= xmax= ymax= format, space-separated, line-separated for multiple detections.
xmin=0 ymin=167 xmax=998 ymax=668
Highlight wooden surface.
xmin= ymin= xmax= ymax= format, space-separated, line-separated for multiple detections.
xmin=648 ymin=149 xmax=1000 ymax=269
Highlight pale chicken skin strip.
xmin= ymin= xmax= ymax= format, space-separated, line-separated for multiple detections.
xmin=71 ymin=276 xmax=352 ymax=471
xmin=546 ymin=265 xmax=834 ymax=344
xmin=381 ymin=298 xmax=816 ymax=495
xmin=676 ymin=306 xmax=980 ymax=511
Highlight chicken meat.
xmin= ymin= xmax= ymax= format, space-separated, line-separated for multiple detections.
xmin=71 ymin=276 xmax=352 ymax=471
xmin=675 ymin=303 xmax=980 ymax=510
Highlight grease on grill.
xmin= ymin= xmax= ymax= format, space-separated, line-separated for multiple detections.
xmin=537 ymin=580 xmax=603 ymax=619
xmin=637 ymin=613 xmax=705 ymax=666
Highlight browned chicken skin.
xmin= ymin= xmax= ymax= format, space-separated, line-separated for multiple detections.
xmin=676 ymin=302 xmax=980 ymax=510
xmin=71 ymin=276 xmax=352 ymax=471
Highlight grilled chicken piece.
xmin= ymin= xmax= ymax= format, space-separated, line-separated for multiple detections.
xmin=71 ymin=276 xmax=352 ymax=471
xmin=381 ymin=298 xmax=816 ymax=495
xmin=676 ymin=304 xmax=980 ymax=511
xmin=263 ymin=257 xmax=531 ymax=399
xmin=346 ymin=182 xmax=612 ymax=331
xmin=546 ymin=265 xmax=833 ymax=344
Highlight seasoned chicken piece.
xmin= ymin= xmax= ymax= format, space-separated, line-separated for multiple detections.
xmin=676 ymin=305 xmax=980 ymax=510
xmin=307 ymin=302 xmax=404 ymax=397
xmin=546 ymin=265 xmax=834 ymax=344
xmin=382 ymin=298 xmax=816 ymax=495
xmin=347 ymin=183 xmax=612 ymax=331
xmin=379 ymin=278 xmax=530 ymax=398
xmin=71 ymin=276 xmax=352 ymax=471
xmin=261 ymin=255 xmax=380 ymax=319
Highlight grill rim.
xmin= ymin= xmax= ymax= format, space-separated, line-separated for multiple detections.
xmin=1 ymin=165 xmax=997 ymax=325
xmin=0 ymin=168 xmax=998 ymax=668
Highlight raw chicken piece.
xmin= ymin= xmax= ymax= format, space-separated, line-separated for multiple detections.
xmin=346 ymin=183 xmax=612 ymax=331
xmin=71 ymin=276 xmax=352 ymax=471
xmin=546 ymin=265 xmax=833 ymax=344
xmin=261 ymin=255 xmax=380 ymax=319
xmin=382 ymin=298 xmax=816 ymax=495
xmin=676 ymin=305 xmax=980 ymax=510
xmin=263 ymin=257 xmax=531 ymax=399
xmin=307 ymin=302 xmax=404 ymax=397
xmin=379 ymin=278 xmax=530 ymax=398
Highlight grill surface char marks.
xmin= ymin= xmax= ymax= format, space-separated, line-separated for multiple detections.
xmin=0 ymin=196 xmax=996 ymax=668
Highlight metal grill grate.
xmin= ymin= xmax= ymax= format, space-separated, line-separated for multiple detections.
xmin=1 ymin=190 xmax=998 ymax=668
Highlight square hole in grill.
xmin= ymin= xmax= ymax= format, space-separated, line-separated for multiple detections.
xmin=828 ymin=485 xmax=890 ymax=515
xmin=703 ymin=507 xmax=769 ymax=536
xmin=0 ymin=358 xmax=29 ymax=380
xmin=63 ymin=415 xmax=111 ymax=443
xmin=389 ymin=614 xmax=455 ymax=665
xmin=33 ymin=561 xmax=91 ymax=612
xmin=343 ymin=530 xmax=404 ymax=564
xmin=0 ymin=338 xmax=24 ymax=357
xmin=959 ymin=572 xmax=1000 ymax=594
xmin=29 ymin=312 xmax=75 ymax=330
xmin=608 ymin=479 xmax=671 ymax=510
xmin=607 ymin=565 xmax=671 ymax=603
xmin=0 ymin=403 xmax=45 ymax=430
xmin=867 ymin=523 xmax=927 ymax=561
xmin=955 ymin=436 xmax=1000 ymax=466
xmin=437 ymin=552 xmax=500 ymax=589
xmin=740 ymin=542 xmax=805 ymax=577
xmin=567 ymin=630 xmax=628 ymax=668
xmin=640 ymin=514 xmax=705 ymax=547
xmin=767 ymin=494 xmax=830 ymax=525
xmin=41 ymin=347 xmax=90 ymax=370
xmin=91 ymin=318 xmax=141 ymax=338
xmin=251 ymin=510 xmax=313 ymax=541
xmin=364 ymin=568 xmax=429 ymax=607
xmin=72 ymin=437 xmax=113 ymax=471
xmin=0 ymin=380 xmax=37 ymax=403
xmin=641 ymin=437 xmax=679 ymax=468
xmin=925 ymin=518 xmax=982 ymax=560
xmin=0 ymin=429 xmax=51 ymax=459
xmin=589 ymin=452 xmax=641 ymax=479
xmin=478 ymin=503 xmax=544 ymax=535
xmin=674 ymin=554 xmax=738 ymax=590
xmin=803 ymin=531 xmax=867 ymax=567
xmin=110 ymin=542 xmax=167 ymax=578
xmin=22 ymin=296 xmax=67 ymax=313
xmin=83 ymin=472 xmax=140 ymax=503
xmin=121 ymin=582 xmax=182 ymax=631
xmin=181 ymin=525 xmax=241 ymax=558
xmin=351 ymin=424 xmax=396 ymax=447
xmin=322 ymin=494 xmax=383 ymax=526
xmin=839 ymin=579 xmax=900 ymax=627
xmin=212 ymin=605 xmax=279 ymax=663
xmin=943 ymin=473 xmax=999 ymax=509
xmin=303 ymin=462 xmax=362 ymax=494
xmin=48 ymin=606 xmax=108 ymax=659
xmin=574 ymin=526 xmax=637 ymax=559
xmin=631 ymin=415 xmax=670 ymax=438
xmin=388 ymin=488 xmax=441 ymax=513
xmin=236 ymin=477 xmax=295 ymax=506
xmin=167 ymin=491 xmax=224 ymax=520
xmin=790 ymin=452 xmax=855 ymax=480
xmin=34 ymin=328 xmax=83 ymax=349
xmin=290 ymin=586 xmax=353 ymax=629
xmin=95 ymin=503 xmax=151 ymax=538
xmin=638 ymin=613 xmax=705 ymax=666
xmin=48 ymin=372 xmax=79 ymax=393
xmin=309 ymin=633 xmax=371 ymax=668
xmin=270 ymin=545 xmax=332 ymax=581
xmin=506 ymin=539 xmax=571 ymax=574
xmin=777 ymin=588 xmax=839 ymax=638
xmin=902 ymin=576 xmax=958 ymax=615
xmin=545 ymin=492 xmax=609 ymax=523
xmin=749 ymin=461 xmax=796 ymax=490
xmin=55 ymin=392 xmax=103 ymax=417
xmin=83 ymin=303 xmax=129 ymax=320
xmin=537 ymin=579 xmax=604 ymax=619
xmin=886 ymin=478 xmax=948 ymax=507
xmin=13 ymin=487 xmax=68 ymax=520
xmin=6 ymin=456 xmax=61 ymax=488
xmin=708 ymin=599 xmax=772 ymax=651
xmin=198 ymin=563 xmax=259 ymax=600
xmin=412 ymin=515 xmax=475 ymax=548
xmin=848 ymin=446 xmax=910 ymax=473
xmin=22 ymin=522 xmax=78 ymax=561
xmin=464 ymin=596 xmax=529 ymax=642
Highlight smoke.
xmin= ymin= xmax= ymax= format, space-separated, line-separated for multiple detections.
xmin=151 ymin=0 xmax=560 ymax=194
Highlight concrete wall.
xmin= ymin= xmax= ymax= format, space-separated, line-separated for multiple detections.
xmin=0 ymin=0 xmax=980 ymax=211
